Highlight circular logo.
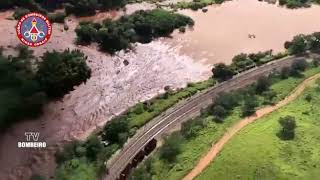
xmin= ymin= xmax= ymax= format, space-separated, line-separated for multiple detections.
xmin=16 ymin=12 xmax=52 ymax=47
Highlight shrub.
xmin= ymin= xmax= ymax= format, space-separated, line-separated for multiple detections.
xmin=181 ymin=118 xmax=205 ymax=138
xmin=212 ymin=63 xmax=235 ymax=82
xmin=212 ymin=105 xmax=227 ymax=123
xmin=159 ymin=133 xmax=182 ymax=163
xmin=242 ymin=95 xmax=259 ymax=117
xmin=255 ymin=76 xmax=272 ymax=94
xmin=278 ymin=116 xmax=296 ymax=140
xmin=48 ymin=12 xmax=66 ymax=23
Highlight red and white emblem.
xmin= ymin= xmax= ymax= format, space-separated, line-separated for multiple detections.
xmin=16 ymin=12 xmax=52 ymax=47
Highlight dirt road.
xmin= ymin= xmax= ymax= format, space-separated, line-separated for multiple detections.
xmin=183 ymin=72 xmax=320 ymax=180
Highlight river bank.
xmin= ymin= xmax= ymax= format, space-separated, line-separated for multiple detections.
xmin=0 ymin=10 xmax=209 ymax=180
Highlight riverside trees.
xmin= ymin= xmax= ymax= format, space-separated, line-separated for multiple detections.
xmin=75 ymin=9 xmax=194 ymax=53
xmin=0 ymin=46 xmax=91 ymax=130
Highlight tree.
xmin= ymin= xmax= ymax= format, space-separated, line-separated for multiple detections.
xmin=309 ymin=32 xmax=320 ymax=50
xmin=242 ymin=95 xmax=259 ymax=117
xmin=85 ymin=135 xmax=103 ymax=161
xmin=101 ymin=117 xmax=128 ymax=144
xmin=290 ymin=59 xmax=308 ymax=76
xmin=181 ymin=118 xmax=204 ymax=138
xmin=75 ymin=23 xmax=98 ymax=44
xmin=212 ymin=105 xmax=227 ymax=123
xmin=278 ymin=116 xmax=296 ymax=140
xmin=214 ymin=92 xmax=239 ymax=111
xmin=212 ymin=63 xmax=234 ymax=81
xmin=36 ymin=49 xmax=91 ymax=98
xmin=255 ymin=76 xmax=271 ymax=94
xmin=287 ymin=35 xmax=307 ymax=54
xmin=159 ymin=134 xmax=182 ymax=163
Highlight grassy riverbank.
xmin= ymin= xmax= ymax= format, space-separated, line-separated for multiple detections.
xmin=130 ymin=64 xmax=320 ymax=180
xmin=197 ymin=74 xmax=320 ymax=180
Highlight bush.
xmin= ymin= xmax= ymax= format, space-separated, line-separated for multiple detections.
xmin=214 ymin=92 xmax=239 ymax=111
xmin=48 ymin=12 xmax=66 ymax=23
xmin=101 ymin=116 xmax=129 ymax=144
xmin=212 ymin=63 xmax=235 ymax=82
xmin=255 ymin=76 xmax=272 ymax=94
xmin=212 ymin=105 xmax=227 ymax=123
xmin=278 ymin=116 xmax=296 ymax=140
xmin=242 ymin=95 xmax=259 ymax=117
xmin=36 ymin=49 xmax=91 ymax=98
xmin=181 ymin=118 xmax=205 ymax=138
xmin=287 ymin=35 xmax=307 ymax=54
xmin=159 ymin=133 xmax=182 ymax=163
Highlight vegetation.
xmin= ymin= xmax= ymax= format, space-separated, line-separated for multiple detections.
xmin=211 ymin=50 xmax=288 ymax=81
xmin=278 ymin=116 xmax=297 ymax=140
xmin=55 ymin=79 xmax=215 ymax=178
xmin=174 ymin=0 xmax=224 ymax=11
xmin=36 ymin=49 xmax=91 ymax=98
xmin=278 ymin=0 xmax=320 ymax=8
xmin=1 ymin=0 xmax=126 ymax=19
xmin=75 ymin=9 xmax=194 ymax=53
xmin=130 ymin=60 xmax=320 ymax=180
xmin=0 ymin=46 xmax=46 ymax=130
xmin=0 ymin=46 xmax=91 ymax=130
xmin=197 ymin=78 xmax=320 ymax=179
xmin=285 ymin=32 xmax=320 ymax=54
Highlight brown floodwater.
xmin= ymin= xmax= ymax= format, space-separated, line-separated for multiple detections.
xmin=165 ymin=0 xmax=320 ymax=64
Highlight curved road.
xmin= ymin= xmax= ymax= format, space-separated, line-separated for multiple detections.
xmin=104 ymin=54 xmax=313 ymax=180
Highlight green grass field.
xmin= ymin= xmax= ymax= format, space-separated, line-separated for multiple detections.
xmin=197 ymin=77 xmax=320 ymax=179
xmin=130 ymin=66 xmax=320 ymax=180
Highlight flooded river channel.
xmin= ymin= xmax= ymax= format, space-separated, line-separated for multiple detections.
xmin=165 ymin=0 xmax=320 ymax=64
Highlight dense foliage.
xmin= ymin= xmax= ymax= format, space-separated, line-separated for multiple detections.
xmin=75 ymin=9 xmax=194 ymax=53
xmin=0 ymin=46 xmax=91 ymax=130
xmin=36 ymin=49 xmax=91 ymax=98
xmin=278 ymin=116 xmax=297 ymax=140
xmin=278 ymin=0 xmax=319 ymax=8
xmin=285 ymin=32 xmax=320 ymax=54
xmin=211 ymin=50 xmax=287 ymax=81
xmin=0 ymin=46 xmax=46 ymax=130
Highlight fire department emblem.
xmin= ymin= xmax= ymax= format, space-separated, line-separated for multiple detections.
xmin=16 ymin=12 xmax=52 ymax=47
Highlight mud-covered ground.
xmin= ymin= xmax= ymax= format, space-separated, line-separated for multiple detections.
xmin=0 ymin=8 xmax=210 ymax=180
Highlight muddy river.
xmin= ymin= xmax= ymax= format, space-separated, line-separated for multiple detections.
xmin=165 ymin=0 xmax=320 ymax=64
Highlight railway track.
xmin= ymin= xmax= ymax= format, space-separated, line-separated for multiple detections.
xmin=104 ymin=55 xmax=308 ymax=180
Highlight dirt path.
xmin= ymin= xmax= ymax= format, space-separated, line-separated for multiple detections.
xmin=183 ymin=72 xmax=320 ymax=180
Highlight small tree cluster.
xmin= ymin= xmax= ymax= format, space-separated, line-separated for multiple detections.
xmin=211 ymin=92 xmax=241 ymax=122
xmin=36 ymin=49 xmax=91 ymax=98
xmin=285 ymin=32 xmax=320 ymax=54
xmin=242 ymin=95 xmax=259 ymax=117
xmin=278 ymin=116 xmax=297 ymax=140
xmin=159 ymin=134 xmax=182 ymax=163
xmin=212 ymin=63 xmax=235 ymax=82
xmin=75 ymin=9 xmax=194 ymax=53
